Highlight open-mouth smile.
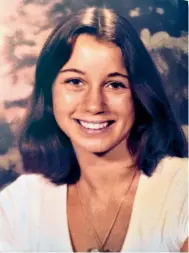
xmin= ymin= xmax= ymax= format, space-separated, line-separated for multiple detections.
xmin=75 ymin=119 xmax=115 ymax=133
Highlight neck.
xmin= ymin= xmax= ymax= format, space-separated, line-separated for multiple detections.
xmin=72 ymin=142 xmax=136 ymax=193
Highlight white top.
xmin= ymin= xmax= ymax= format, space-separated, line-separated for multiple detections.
xmin=0 ymin=156 xmax=188 ymax=252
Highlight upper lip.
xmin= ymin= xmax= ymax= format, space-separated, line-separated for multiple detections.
xmin=75 ymin=119 xmax=115 ymax=123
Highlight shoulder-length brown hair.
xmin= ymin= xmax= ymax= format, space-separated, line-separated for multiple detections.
xmin=19 ymin=7 xmax=187 ymax=185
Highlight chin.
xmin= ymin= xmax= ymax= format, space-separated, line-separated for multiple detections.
xmin=83 ymin=145 xmax=111 ymax=154
xmin=78 ymin=140 xmax=122 ymax=155
xmin=71 ymin=139 xmax=111 ymax=154
xmin=70 ymin=132 xmax=129 ymax=156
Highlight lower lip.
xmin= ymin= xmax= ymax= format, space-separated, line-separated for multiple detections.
xmin=76 ymin=121 xmax=114 ymax=134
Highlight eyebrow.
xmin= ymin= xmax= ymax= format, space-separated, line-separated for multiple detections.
xmin=59 ymin=68 xmax=129 ymax=79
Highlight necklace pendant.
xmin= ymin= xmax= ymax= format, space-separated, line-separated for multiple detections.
xmin=88 ymin=248 xmax=113 ymax=252
xmin=88 ymin=248 xmax=101 ymax=252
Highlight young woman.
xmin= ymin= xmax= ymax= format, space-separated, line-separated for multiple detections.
xmin=0 ymin=6 xmax=188 ymax=252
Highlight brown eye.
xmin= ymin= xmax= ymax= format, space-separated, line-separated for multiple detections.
xmin=64 ymin=78 xmax=83 ymax=86
xmin=107 ymin=82 xmax=127 ymax=89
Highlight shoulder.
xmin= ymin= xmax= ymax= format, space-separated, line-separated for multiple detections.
xmin=0 ymin=174 xmax=43 ymax=222
xmin=0 ymin=173 xmax=66 ymax=250
xmin=157 ymin=156 xmax=188 ymax=171
xmin=0 ymin=174 xmax=44 ymax=201
xmin=153 ymin=156 xmax=188 ymax=183
xmin=144 ymin=156 xmax=188 ymax=197
xmin=156 ymin=156 xmax=188 ymax=247
xmin=0 ymin=172 xmax=68 ymax=214
xmin=154 ymin=156 xmax=188 ymax=203
xmin=141 ymin=156 xmax=188 ymax=189
xmin=140 ymin=156 xmax=188 ymax=217
xmin=139 ymin=157 xmax=188 ymax=249
xmin=0 ymin=174 xmax=42 ymax=250
xmin=0 ymin=173 xmax=60 ymax=210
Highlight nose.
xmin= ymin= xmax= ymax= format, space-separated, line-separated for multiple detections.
xmin=82 ymin=87 xmax=106 ymax=114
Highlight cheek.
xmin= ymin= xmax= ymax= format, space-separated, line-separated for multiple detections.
xmin=52 ymin=88 xmax=80 ymax=114
xmin=108 ymin=92 xmax=134 ymax=118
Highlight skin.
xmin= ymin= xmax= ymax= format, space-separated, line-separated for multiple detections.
xmin=181 ymin=239 xmax=188 ymax=252
xmin=53 ymin=34 xmax=134 ymax=156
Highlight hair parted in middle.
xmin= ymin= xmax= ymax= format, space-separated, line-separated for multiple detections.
xmin=19 ymin=6 xmax=187 ymax=185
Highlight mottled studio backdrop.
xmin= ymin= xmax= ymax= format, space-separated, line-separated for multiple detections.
xmin=0 ymin=0 xmax=188 ymax=188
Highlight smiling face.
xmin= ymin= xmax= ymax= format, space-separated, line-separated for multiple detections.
xmin=52 ymin=34 xmax=135 ymax=154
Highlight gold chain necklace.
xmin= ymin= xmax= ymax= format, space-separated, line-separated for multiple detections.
xmin=76 ymin=171 xmax=137 ymax=252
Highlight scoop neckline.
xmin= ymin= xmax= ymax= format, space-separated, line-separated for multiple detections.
xmin=64 ymin=172 xmax=144 ymax=252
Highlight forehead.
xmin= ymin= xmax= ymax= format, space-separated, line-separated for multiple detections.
xmin=62 ymin=34 xmax=126 ymax=72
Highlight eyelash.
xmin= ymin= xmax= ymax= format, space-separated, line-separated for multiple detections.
xmin=107 ymin=82 xmax=126 ymax=89
xmin=63 ymin=78 xmax=127 ymax=89
xmin=64 ymin=78 xmax=83 ymax=86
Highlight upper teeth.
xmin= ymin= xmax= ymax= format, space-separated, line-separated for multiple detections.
xmin=79 ymin=121 xmax=108 ymax=129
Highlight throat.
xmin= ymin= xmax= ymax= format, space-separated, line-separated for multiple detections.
xmin=67 ymin=171 xmax=140 ymax=252
xmin=79 ymin=164 xmax=137 ymax=197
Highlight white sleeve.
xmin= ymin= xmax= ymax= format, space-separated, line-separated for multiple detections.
xmin=178 ymin=195 xmax=188 ymax=246
xmin=177 ymin=158 xmax=188 ymax=247
xmin=0 ymin=176 xmax=30 ymax=252
xmin=0 ymin=174 xmax=41 ymax=252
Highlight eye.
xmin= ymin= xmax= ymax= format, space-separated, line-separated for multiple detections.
xmin=107 ymin=82 xmax=127 ymax=89
xmin=64 ymin=78 xmax=83 ymax=87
